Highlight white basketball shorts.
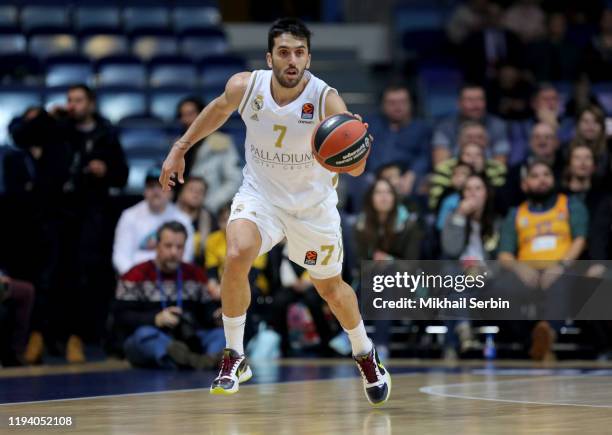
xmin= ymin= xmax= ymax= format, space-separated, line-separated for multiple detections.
xmin=228 ymin=183 xmax=343 ymax=279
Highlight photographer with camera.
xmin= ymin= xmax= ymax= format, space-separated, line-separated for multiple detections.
xmin=113 ymin=221 xmax=223 ymax=370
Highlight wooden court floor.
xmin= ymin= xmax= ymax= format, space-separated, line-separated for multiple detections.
xmin=1 ymin=359 xmax=612 ymax=434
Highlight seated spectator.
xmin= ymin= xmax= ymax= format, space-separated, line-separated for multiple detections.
xmin=582 ymin=9 xmax=612 ymax=82
xmin=0 ymin=272 xmax=35 ymax=366
xmin=376 ymin=162 xmax=424 ymax=215
xmin=434 ymin=162 xmax=473 ymax=231
xmin=113 ymin=167 xmax=194 ymax=275
xmin=114 ymin=222 xmax=222 ymax=370
xmin=177 ymin=97 xmax=242 ymax=213
xmin=500 ymin=122 xmax=564 ymax=214
xmin=176 ymin=177 xmax=215 ymax=267
xmin=508 ymin=84 xmax=575 ymax=165
xmin=525 ymin=13 xmax=580 ymax=82
xmin=205 ymin=203 xmax=268 ymax=300
xmin=498 ymin=160 xmax=587 ymax=360
xmin=487 ymin=63 xmax=533 ymax=120
xmin=269 ymin=242 xmax=338 ymax=357
xmin=459 ymin=4 xmax=523 ymax=84
xmin=432 ymin=84 xmax=510 ymax=166
xmin=366 ymin=84 xmax=431 ymax=193
xmin=562 ymin=144 xmax=602 ymax=204
xmin=568 ymin=105 xmax=610 ymax=180
xmin=353 ymin=178 xmax=422 ymax=358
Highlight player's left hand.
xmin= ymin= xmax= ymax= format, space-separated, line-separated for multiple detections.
xmin=160 ymin=144 xmax=187 ymax=191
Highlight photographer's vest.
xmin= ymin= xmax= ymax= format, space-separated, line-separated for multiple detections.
xmin=515 ymin=194 xmax=572 ymax=267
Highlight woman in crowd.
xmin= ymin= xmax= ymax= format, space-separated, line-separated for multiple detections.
xmin=568 ymin=105 xmax=610 ymax=180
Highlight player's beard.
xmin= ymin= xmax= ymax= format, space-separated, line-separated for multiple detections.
xmin=272 ymin=62 xmax=306 ymax=88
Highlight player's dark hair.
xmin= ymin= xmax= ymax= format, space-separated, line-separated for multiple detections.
xmin=68 ymin=84 xmax=96 ymax=102
xmin=176 ymin=96 xmax=205 ymax=119
xmin=156 ymin=221 xmax=188 ymax=243
xmin=268 ymin=17 xmax=311 ymax=53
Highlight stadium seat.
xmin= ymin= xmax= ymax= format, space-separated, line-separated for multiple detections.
xmin=131 ymin=29 xmax=179 ymax=61
xmin=0 ymin=86 xmax=42 ymax=146
xmin=0 ymin=6 xmax=18 ymax=27
xmin=172 ymin=6 xmax=221 ymax=32
xmin=97 ymin=86 xmax=147 ymax=123
xmin=45 ymin=55 xmax=93 ymax=87
xmin=80 ymin=28 xmax=128 ymax=60
xmin=123 ymin=7 xmax=169 ymax=33
xmin=199 ymin=55 xmax=246 ymax=88
xmin=179 ymin=28 xmax=228 ymax=59
xmin=21 ymin=6 xmax=69 ymax=32
xmin=0 ymin=27 xmax=26 ymax=54
xmin=423 ymin=89 xmax=458 ymax=119
xmin=202 ymin=85 xmax=224 ymax=105
xmin=402 ymin=29 xmax=447 ymax=60
xmin=74 ymin=6 xmax=121 ymax=32
xmin=149 ymin=55 xmax=197 ymax=87
xmin=28 ymin=27 xmax=77 ymax=58
xmin=96 ymin=55 xmax=147 ymax=87
xmin=149 ymin=87 xmax=194 ymax=122
xmin=394 ymin=4 xmax=445 ymax=34
xmin=43 ymin=85 xmax=69 ymax=110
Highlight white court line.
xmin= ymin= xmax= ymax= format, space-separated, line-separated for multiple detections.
xmin=420 ymin=375 xmax=612 ymax=409
xmin=0 ymin=372 xmax=416 ymax=407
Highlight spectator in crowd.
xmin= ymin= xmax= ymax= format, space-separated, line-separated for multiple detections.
xmin=568 ymin=105 xmax=610 ymax=179
xmin=366 ymin=84 xmax=432 ymax=193
xmin=269 ymin=242 xmax=338 ymax=357
xmin=114 ymin=222 xmax=222 ymax=370
xmin=508 ymin=84 xmax=574 ymax=165
xmin=175 ymin=177 xmax=215 ymax=267
xmin=500 ymin=122 xmax=564 ymax=214
xmin=177 ymin=97 xmax=242 ymax=213
xmin=459 ymin=3 xmax=523 ymax=84
xmin=525 ymin=12 xmax=580 ymax=81
xmin=205 ymin=203 xmax=268 ymax=303
xmin=113 ymin=167 xmax=194 ymax=275
xmin=487 ymin=63 xmax=533 ymax=120
xmin=353 ymin=178 xmax=422 ymax=358
xmin=502 ymin=0 xmax=546 ymax=43
xmin=582 ymin=9 xmax=612 ymax=82
xmin=0 ymin=272 xmax=35 ymax=366
xmin=432 ymin=162 xmax=473 ymax=229
xmin=562 ymin=144 xmax=602 ymax=205
xmin=498 ymin=160 xmax=588 ymax=360
xmin=432 ymin=84 xmax=510 ymax=166
xmin=446 ymin=0 xmax=490 ymax=45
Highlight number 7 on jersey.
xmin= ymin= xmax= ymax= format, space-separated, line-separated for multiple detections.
xmin=273 ymin=124 xmax=287 ymax=148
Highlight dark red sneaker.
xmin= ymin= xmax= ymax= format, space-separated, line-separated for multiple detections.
xmin=354 ymin=346 xmax=392 ymax=406
xmin=210 ymin=348 xmax=252 ymax=395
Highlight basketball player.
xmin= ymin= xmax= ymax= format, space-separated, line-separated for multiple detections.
xmin=159 ymin=18 xmax=391 ymax=406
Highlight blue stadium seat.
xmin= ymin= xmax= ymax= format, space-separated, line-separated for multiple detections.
xmin=149 ymin=55 xmax=197 ymax=87
xmin=0 ymin=86 xmax=42 ymax=145
xmin=45 ymin=55 xmax=93 ymax=87
xmin=74 ymin=6 xmax=121 ymax=32
xmin=43 ymin=85 xmax=69 ymax=110
xmin=28 ymin=27 xmax=78 ymax=58
xmin=0 ymin=6 xmax=18 ymax=27
xmin=96 ymin=55 xmax=147 ymax=87
xmin=124 ymin=157 xmax=164 ymax=193
xmin=202 ymin=85 xmax=224 ymax=104
xmin=199 ymin=55 xmax=246 ymax=88
xmin=179 ymin=28 xmax=228 ymax=60
xmin=80 ymin=28 xmax=129 ymax=60
xmin=423 ymin=89 xmax=458 ymax=119
xmin=21 ymin=6 xmax=69 ymax=32
xmin=402 ymin=29 xmax=447 ymax=59
xmin=592 ymin=83 xmax=612 ymax=115
xmin=149 ymin=87 xmax=194 ymax=122
xmin=172 ymin=6 xmax=221 ymax=32
xmin=131 ymin=29 xmax=179 ymax=61
xmin=97 ymin=86 xmax=147 ymax=123
xmin=394 ymin=4 xmax=445 ymax=34
xmin=118 ymin=116 xmax=169 ymax=151
xmin=123 ymin=7 xmax=169 ymax=32
xmin=0 ymin=27 xmax=25 ymax=54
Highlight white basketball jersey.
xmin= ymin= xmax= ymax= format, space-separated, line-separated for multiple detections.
xmin=238 ymin=69 xmax=339 ymax=211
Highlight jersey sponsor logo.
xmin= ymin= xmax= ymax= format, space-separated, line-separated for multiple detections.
xmin=301 ymin=103 xmax=314 ymax=119
xmin=304 ymin=250 xmax=318 ymax=265
xmin=251 ymin=94 xmax=264 ymax=112
xmin=249 ymin=144 xmax=315 ymax=169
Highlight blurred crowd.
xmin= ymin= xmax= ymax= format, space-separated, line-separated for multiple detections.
xmin=2 ymin=0 xmax=612 ymax=368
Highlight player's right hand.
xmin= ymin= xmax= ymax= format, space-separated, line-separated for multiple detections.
xmin=155 ymin=306 xmax=183 ymax=328
xmin=160 ymin=144 xmax=187 ymax=191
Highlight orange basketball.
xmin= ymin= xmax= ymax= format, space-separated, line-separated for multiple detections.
xmin=311 ymin=113 xmax=371 ymax=173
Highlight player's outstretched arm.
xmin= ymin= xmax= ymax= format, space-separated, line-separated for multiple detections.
xmin=159 ymin=72 xmax=251 ymax=191
xmin=324 ymin=91 xmax=370 ymax=177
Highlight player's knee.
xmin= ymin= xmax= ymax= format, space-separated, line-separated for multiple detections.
xmin=314 ymin=275 xmax=345 ymax=306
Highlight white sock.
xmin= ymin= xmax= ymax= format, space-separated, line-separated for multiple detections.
xmin=344 ymin=320 xmax=373 ymax=356
xmin=222 ymin=313 xmax=246 ymax=355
